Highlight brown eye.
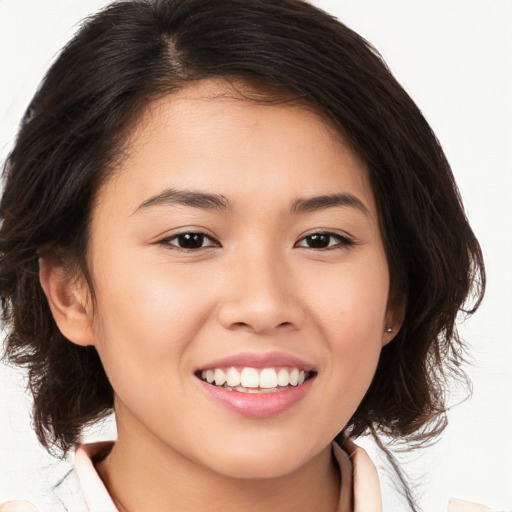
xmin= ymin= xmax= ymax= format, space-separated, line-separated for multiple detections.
xmin=161 ymin=232 xmax=219 ymax=250
xmin=177 ymin=233 xmax=206 ymax=249
xmin=295 ymin=232 xmax=353 ymax=249
xmin=304 ymin=234 xmax=331 ymax=248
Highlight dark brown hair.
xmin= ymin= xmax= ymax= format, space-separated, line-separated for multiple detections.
xmin=1 ymin=0 xmax=484 ymax=503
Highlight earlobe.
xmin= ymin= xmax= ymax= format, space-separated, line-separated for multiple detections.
xmin=382 ymin=324 xmax=398 ymax=346
xmin=382 ymin=301 xmax=406 ymax=347
xmin=38 ymin=256 xmax=95 ymax=347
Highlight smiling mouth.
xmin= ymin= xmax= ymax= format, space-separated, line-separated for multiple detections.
xmin=196 ymin=366 xmax=316 ymax=394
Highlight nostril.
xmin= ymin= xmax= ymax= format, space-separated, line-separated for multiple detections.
xmin=217 ymin=299 xmax=305 ymax=333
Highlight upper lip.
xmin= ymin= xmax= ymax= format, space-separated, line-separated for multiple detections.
xmin=197 ymin=351 xmax=316 ymax=372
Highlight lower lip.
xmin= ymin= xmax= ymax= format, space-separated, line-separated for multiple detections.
xmin=198 ymin=378 xmax=314 ymax=419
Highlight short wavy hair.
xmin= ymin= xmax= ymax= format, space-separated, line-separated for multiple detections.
xmin=1 ymin=0 xmax=484 ymax=467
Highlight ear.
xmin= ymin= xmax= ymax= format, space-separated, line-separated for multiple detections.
xmin=382 ymin=297 xmax=405 ymax=347
xmin=39 ymin=256 xmax=95 ymax=347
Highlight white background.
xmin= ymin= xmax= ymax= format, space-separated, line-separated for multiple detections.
xmin=0 ymin=0 xmax=511 ymax=510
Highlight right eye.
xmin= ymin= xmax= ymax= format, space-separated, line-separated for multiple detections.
xmin=159 ymin=232 xmax=220 ymax=250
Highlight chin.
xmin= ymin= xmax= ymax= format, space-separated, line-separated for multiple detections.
xmin=213 ymin=455 xmax=304 ymax=480
xmin=198 ymin=436 xmax=321 ymax=480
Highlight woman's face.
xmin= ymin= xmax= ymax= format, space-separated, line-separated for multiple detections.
xmin=82 ymin=79 xmax=395 ymax=479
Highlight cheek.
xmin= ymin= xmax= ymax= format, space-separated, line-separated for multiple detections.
xmin=313 ymin=305 xmax=384 ymax=439
xmin=88 ymin=251 xmax=217 ymax=389
xmin=303 ymin=251 xmax=390 ymax=339
xmin=301 ymin=252 xmax=389 ymax=414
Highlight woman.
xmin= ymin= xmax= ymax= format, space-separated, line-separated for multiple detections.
xmin=0 ymin=0 xmax=491 ymax=510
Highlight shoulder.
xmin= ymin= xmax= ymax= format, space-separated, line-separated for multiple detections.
xmin=0 ymin=503 xmax=39 ymax=512
xmin=448 ymin=498 xmax=506 ymax=512
xmin=0 ymin=470 xmax=81 ymax=512
xmin=336 ymin=439 xmax=503 ymax=512
xmin=0 ymin=441 xmax=114 ymax=512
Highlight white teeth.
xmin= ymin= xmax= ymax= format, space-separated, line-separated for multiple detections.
xmin=289 ymin=368 xmax=299 ymax=386
xmin=214 ymin=368 xmax=226 ymax=386
xmin=226 ymin=367 xmax=241 ymax=387
xmin=259 ymin=368 xmax=278 ymax=389
xmin=277 ymin=368 xmax=290 ymax=387
xmin=201 ymin=366 xmax=312 ymax=390
xmin=240 ymin=367 xmax=259 ymax=388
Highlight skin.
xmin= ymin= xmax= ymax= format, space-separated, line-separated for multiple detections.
xmin=40 ymin=79 xmax=400 ymax=512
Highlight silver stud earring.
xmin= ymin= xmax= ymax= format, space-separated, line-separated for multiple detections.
xmin=385 ymin=326 xmax=393 ymax=333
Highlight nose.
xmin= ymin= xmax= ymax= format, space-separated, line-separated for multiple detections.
xmin=216 ymin=250 xmax=305 ymax=334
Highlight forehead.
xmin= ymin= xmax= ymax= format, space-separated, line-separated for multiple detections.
xmin=99 ymin=78 xmax=375 ymax=217
xmin=128 ymin=78 xmax=349 ymax=150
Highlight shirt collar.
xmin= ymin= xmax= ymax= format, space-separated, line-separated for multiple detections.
xmin=333 ymin=439 xmax=383 ymax=512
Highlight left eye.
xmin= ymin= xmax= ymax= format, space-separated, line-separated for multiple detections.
xmin=295 ymin=233 xmax=352 ymax=249
xmin=161 ymin=232 xmax=219 ymax=250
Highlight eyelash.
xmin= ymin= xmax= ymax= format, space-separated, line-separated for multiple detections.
xmin=158 ymin=230 xmax=355 ymax=251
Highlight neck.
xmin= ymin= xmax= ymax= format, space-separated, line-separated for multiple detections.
xmin=96 ymin=413 xmax=341 ymax=512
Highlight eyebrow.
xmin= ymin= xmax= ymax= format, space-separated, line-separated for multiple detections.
xmin=290 ymin=193 xmax=369 ymax=216
xmin=134 ymin=188 xmax=232 ymax=213
xmin=134 ymin=188 xmax=369 ymax=216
